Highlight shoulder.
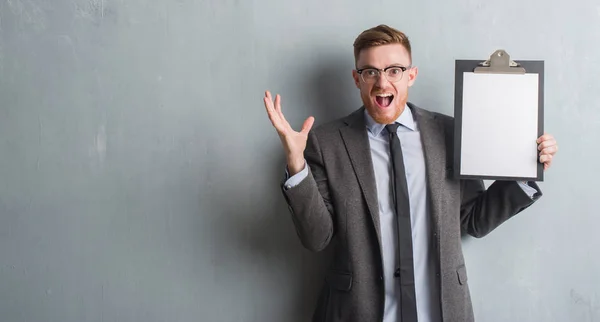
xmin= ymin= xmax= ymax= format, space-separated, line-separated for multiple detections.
xmin=433 ymin=111 xmax=454 ymax=131
xmin=409 ymin=102 xmax=455 ymax=129
xmin=309 ymin=106 xmax=364 ymax=136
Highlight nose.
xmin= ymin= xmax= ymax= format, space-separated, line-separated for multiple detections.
xmin=375 ymin=72 xmax=390 ymax=88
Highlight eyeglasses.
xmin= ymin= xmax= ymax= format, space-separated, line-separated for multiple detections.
xmin=356 ymin=65 xmax=412 ymax=84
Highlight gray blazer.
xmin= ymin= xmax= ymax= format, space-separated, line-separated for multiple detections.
xmin=281 ymin=103 xmax=541 ymax=322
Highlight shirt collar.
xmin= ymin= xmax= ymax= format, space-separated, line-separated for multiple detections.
xmin=364 ymin=104 xmax=416 ymax=137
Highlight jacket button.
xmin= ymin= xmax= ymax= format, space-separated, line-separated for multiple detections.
xmin=379 ymin=275 xmax=383 ymax=281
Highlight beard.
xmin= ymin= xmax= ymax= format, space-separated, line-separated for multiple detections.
xmin=361 ymin=91 xmax=407 ymax=124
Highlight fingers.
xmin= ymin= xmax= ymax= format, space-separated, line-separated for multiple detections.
xmin=537 ymin=134 xmax=557 ymax=172
xmin=537 ymin=138 xmax=557 ymax=151
xmin=537 ymin=133 xmax=556 ymax=150
xmin=535 ymin=132 xmax=557 ymax=171
xmin=263 ymin=90 xmax=275 ymax=114
xmin=539 ymin=153 xmax=553 ymax=164
xmin=274 ymin=93 xmax=280 ymax=113
xmin=274 ymin=94 xmax=288 ymax=123
xmin=540 ymin=150 xmax=553 ymax=171
xmin=264 ymin=91 xmax=284 ymax=131
xmin=536 ymin=132 xmax=553 ymax=144
xmin=264 ymin=91 xmax=286 ymax=121
xmin=540 ymin=154 xmax=553 ymax=170
xmin=263 ymin=90 xmax=315 ymax=136
xmin=264 ymin=91 xmax=293 ymax=136
xmin=301 ymin=116 xmax=315 ymax=135
xmin=263 ymin=95 xmax=277 ymax=121
xmin=539 ymin=145 xmax=558 ymax=156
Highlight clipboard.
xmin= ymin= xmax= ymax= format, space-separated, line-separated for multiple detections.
xmin=453 ymin=49 xmax=544 ymax=181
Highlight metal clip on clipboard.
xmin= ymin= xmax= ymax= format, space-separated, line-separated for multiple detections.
xmin=474 ymin=49 xmax=526 ymax=74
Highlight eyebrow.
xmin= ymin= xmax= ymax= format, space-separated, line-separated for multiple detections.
xmin=357 ymin=64 xmax=409 ymax=70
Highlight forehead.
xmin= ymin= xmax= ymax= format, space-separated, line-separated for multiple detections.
xmin=356 ymin=44 xmax=411 ymax=68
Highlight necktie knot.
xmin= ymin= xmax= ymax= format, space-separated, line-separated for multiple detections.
xmin=385 ymin=123 xmax=400 ymax=135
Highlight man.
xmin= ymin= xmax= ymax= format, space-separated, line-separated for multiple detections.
xmin=262 ymin=25 xmax=558 ymax=322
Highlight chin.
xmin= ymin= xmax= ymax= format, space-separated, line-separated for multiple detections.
xmin=365 ymin=104 xmax=402 ymax=124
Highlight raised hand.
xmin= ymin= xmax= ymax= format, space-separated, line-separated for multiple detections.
xmin=263 ymin=91 xmax=315 ymax=175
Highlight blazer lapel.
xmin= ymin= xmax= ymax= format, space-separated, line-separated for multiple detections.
xmin=339 ymin=108 xmax=383 ymax=250
xmin=411 ymin=104 xmax=446 ymax=235
xmin=337 ymin=105 xmax=447 ymax=260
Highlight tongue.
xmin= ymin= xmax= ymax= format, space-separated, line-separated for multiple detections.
xmin=377 ymin=96 xmax=392 ymax=107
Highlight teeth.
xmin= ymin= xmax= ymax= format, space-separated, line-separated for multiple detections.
xmin=376 ymin=93 xmax=393 ymax=97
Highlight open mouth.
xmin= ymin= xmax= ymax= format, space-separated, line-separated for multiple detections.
xmin=375 ymin=93 xmax=394 ymax=108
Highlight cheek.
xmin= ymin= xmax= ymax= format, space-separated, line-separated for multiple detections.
xmin=393 ymin=84 xmax=407 ymax=97
xmin=360 ymin=84 xmax=373 ymax=97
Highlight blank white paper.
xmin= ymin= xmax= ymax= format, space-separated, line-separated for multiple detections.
xmin=460 ymin=72 xmax=539 ymax=178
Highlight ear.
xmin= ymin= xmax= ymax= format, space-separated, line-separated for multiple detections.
xmin=407 ymin=66 xmax=418 ymax=87
xmin=352 ymin=69 xmax=361 ymax=88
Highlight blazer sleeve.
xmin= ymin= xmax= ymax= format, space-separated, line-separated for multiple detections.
xmin=459 ymin=179 xmax=542 ymax=238
xmin=281 ymin=130 xmax=335 ymax=252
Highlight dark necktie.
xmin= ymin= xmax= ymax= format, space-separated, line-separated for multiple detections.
xmin=385 ymin=123 xmax=418 ymax=322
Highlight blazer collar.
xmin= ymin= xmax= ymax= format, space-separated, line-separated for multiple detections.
xmin=342 ymin=102 xmax=436 ymax=128
xmin=364 ymin=105 xmax=417 ymax=137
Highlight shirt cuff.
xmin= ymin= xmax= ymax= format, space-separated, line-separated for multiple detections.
xmin=283 ymin=161 xmax=309 ymax=190
xmin=517 ymin=181 xmax=538 ymax=199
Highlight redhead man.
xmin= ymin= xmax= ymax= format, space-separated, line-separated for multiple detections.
xmin=263 ymin=24 xmax=558 ymax=322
